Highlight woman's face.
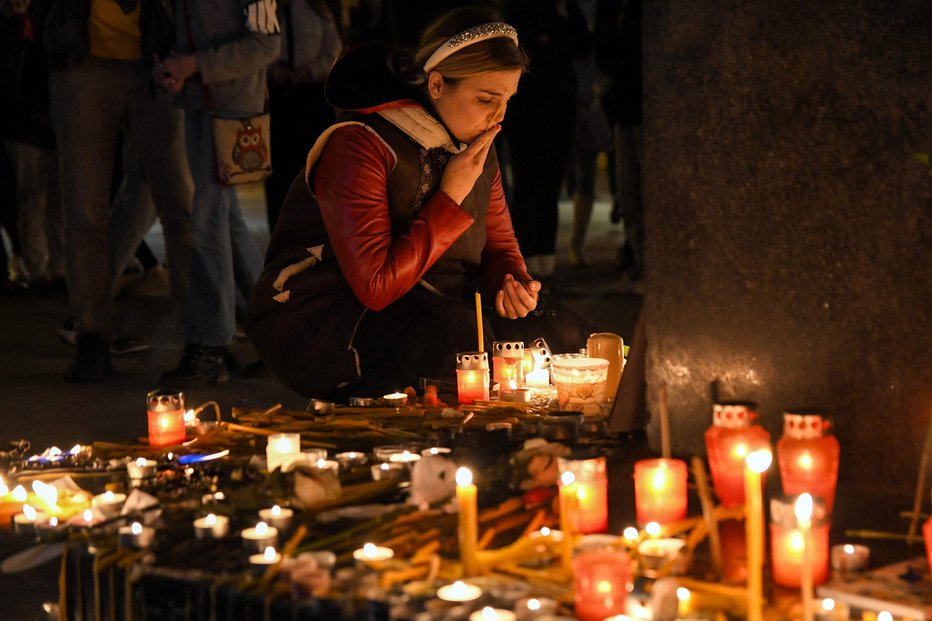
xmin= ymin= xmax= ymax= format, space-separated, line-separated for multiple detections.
xmin=427 ymin=70 xmax=522 ymax=143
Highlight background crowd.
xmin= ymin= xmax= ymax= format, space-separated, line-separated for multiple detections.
xmin=0 ymin=0 xmax=641 ymax=387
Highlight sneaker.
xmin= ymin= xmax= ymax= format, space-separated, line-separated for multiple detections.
xmin=58 ymin=318 xmax=78 ymax=347
xmin=110 ymin=336 xmax=150 ymax=355
xmin=64 ymin=332 xmax=112 ymax=382
xmin=160 ymin=343 xmax=231 ymax=387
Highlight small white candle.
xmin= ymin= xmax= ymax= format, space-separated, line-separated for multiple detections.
xmin=383 ymin=392 xmax=408 ymax=406
xmin=193 ymin=513 xmax=230 ymax=539
xmin=258 ymin=505 xmax=294 ymax=531
xmin=266 ymin=433 xmax=301 ymax=472
xmin=500 ymin=388 xmax=532 ymax=403
xmin=352 ymin=542 xmax=394 ymax=564
xmin=371 ymin=462 xmax=405 ymax=481
xmin=830 ymin=543 xmax=869 ymax=572
xmin=91 ymin=491 xmax=126 ymax=517
xmin=515 ymin=596 xmax=558 ymax=617
xmin=127 ymin=458 xmax=157 ymax=479
xmin=36 ymin=516 xmax=63 ymax=541
xmin=11 ymin=485 xmax=27 ymax=502
xmin=249 ymin=545 xmax=282 ymax=569
xmin=436 ymin=580 xmax=483 ymax=603
xmin=118 ymin=521 xmax=155 ymax=548
xmin=388 ymin=450 xmax=421 ymax=464
xmin=524 ymin=368 xmax=551 ymax=388
xmin=13 ymin=504 xmax=46 ymax=535
xmin=422 ymin=447 xmax=452 ymax=457
xmin=529 ymin=527 xmax=565 ymax=542
xmin=469 ymin=607 xmax=516 ymax=621
xmin=241 ymin=521 xmax=278 ymax=552
xmin=69 ymin=508 xmax=103 ymax=527
xmin=335 ymin=451 xmax=368 ymax=468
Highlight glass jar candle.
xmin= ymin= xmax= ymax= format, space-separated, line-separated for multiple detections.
xmin=573 ymin=547 xmax=631 ymax=621
xmin=146 ymin=389 xmax=185 ymax=447
xmin=550 ymin=354 xmax=610 ymax=416
xmin=558 ymin=455 xmax=608 ymax=534
xmin=777 ymin=410 xmax=840 ymax=514
xmin=456 ymin=352 xmax=490 ymax=405
xmin=705 ymin=402 xmax=771 ymax=507
xmin=634 ymin=458 xmax=688 ymax=526
xmin=492 ymin=341 xmax=525 ymax=389
xmin=586 ymin=332 xmax=624 ymax=401
xmin=770 ymin=496 xmax=830 ymax=587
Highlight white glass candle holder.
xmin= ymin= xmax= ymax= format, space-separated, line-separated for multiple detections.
xmin=550 ymin=354 xmax=610 ymax=416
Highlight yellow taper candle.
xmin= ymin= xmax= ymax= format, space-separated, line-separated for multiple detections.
xmin=559 ymin=470 xmax=578 ymax=571
xmin=796 ymin=493 xmax=815 ymax=621
xmin=745 ymin=449 xmax=772 ymax=621
xmin=475 ymin=291 xmax=484 ymax=352
xmin=456 ymin=467 xmax=479 ymax=576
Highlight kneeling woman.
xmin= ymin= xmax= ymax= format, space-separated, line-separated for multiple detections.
xmin=247 ymin=8 xmax=589 ymax=399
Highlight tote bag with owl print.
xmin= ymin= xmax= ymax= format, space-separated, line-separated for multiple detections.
xmin=211 ymin=114 xmax=273 ymax=185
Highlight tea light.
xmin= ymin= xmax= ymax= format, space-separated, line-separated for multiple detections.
xmin=249 ymin=545 xmax=282 ymax=569
xmin=36 ymin=516 xmax=64 ymax=541
xmin=515 ymin=596 xmax=558 ymax=618
xmin=371 ymin=462 xmax=406 ymax=481
xmin=314 ymin=458 xmax=340 ymax=474
xmin=13 ymin=504 xmax=45 ymax=536
xmin=127 ymin=457 xmax=157 ymax=480
xmin=383 ymin=392 xmax=408 ymax=406
xmin=830 ymin=544 xmax=870 ymax=572
xmin=118 ymin=521 xmax=155 ymax=548
xmin=259 ymin=505 xmax=294 ymax=531
xmin=530 ymin=526 xmax=564 ymax=542
xmin=69 ymin=508 xmax=104 ymax=527
xmin=637 ymin=538 xmax=686 ymax=575
xmin=281 ymin=449 xmax=329 ymax=472
xmin=436 ymin=580 xmax=482 ymax=603
xmin=352 ymin=542 xmax=394 ymax=564
xmin=422 ymin=447 xmax=451 ymax=457
xmin=500 ymin=388 xmax=532 ymax=403
xmin=241 ymin=521 xmax=278 ymax=552
xmin=91 ymin=491 xmax=126 ymax=517
xmin=388 ymin=450 xmax=421 ymax=464
xmin=193 ymin=513 xmax=230 ymax=539
xmin=146 ymin=389 xmax=186 ymax=447
xmin=266 ymin=433 xmax=301 ymax=472
xmin=335 ymin=451 xmax=368 ymax=468
xmin=373 ymin=444 xmax=405 ymax=462
xmin=470 ymin=607 xmax=516 ymax=621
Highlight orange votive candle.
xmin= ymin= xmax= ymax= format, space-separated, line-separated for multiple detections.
xmin=770 ymin=497 xmax=830 ymax=588
xmin=572 ymin=547 xmax=631 ymax=621
xmin=559 ymin=456 xmax=608 ymax=534
xmin=492 ymin=341 xmax=525 ymax=388
xmin=456 ymin=352 xmax=490 ymax=405
xmin=777 ymin=411 xmax=840 ymax=514
xmin=634 ymin=458 xmax=688 ymax=526
xmin=705 ymin=402 xmax=771 ymax=507
xmin=146 ymin=389 xmax=186 ymax=447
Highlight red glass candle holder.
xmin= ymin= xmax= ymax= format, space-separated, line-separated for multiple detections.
xmin=705 ymin=402 xmax=771 ymax=507
xmin=777 ymin=410 xmax=840 ymax=514
xmin=924 ymin=517 xmax=932 ymax=576
xmin=573 ymin=547 xmax=631 ymax=621
xmin=769 ymin=496 xmax=830 ymax=587
xmin=492 ymin=341 xmax=525 ymax=389
xmin=147 ymin=389 xmax=185 ymax=447
xmin=456 ymin=352 xmax=489 ymax=405
xmin=558 ymin=455 xmax=608 ymax=534
xmin=634 ymin=458 xmax=688 ymax=526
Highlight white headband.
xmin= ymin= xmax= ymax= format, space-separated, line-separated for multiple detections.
xmin=422 ymin=22 xmax=519 ymax=73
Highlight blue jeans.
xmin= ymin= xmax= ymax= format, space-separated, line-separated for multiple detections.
xmin=184 ymin=110 xmax=262 ymax=346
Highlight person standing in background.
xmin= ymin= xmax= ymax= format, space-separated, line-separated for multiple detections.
xmin=156 ymin=0 xmax=280 ymax=387
xmin=264 ymin=0 xmax=341 ymax=232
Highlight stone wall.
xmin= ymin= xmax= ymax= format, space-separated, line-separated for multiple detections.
xmin=643 ymin=0 xmax=932 ymax=490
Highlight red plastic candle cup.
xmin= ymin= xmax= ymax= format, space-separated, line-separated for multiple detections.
xmin=705 ymin=402 xmax=771 ymax=507
xmin=146 ymin=389 xmax=185 ymax=447
xmin=777 ymin=410 xmax=840 ymax=514
xmin=769 ymin=496 xmax=830 ymax=588
xmin=456 ymin=352 xmax=490 ymax=405
xmin=634 ymin=458 xmax=688 ymax=526
xmin=573 ymin=546 xmax=631 ymax=621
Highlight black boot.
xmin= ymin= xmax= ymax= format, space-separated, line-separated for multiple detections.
xmin=64 ymin=332 xmax=112 ymax=382
xmin=160 ymin=343 xmax=231 ymax=387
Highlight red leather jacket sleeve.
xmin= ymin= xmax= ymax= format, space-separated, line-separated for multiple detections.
xmin=479 ymin=168 xmax=531 ymax=299
xmin=311 ymin=124 xmax=475 ymax=311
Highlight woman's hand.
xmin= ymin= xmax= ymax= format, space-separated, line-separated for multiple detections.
xmin=439 ymin=125 xmax=500 ymax=204
xmin=153 ymin=52 xmax=198 ymax=94
xmin=495 ymin=273 xmax=541 ymax=319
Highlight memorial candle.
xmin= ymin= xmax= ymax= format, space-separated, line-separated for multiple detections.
xmin=146 ymin=389 xmax=186 ymax=447
xmin=456 ymin=352 xmax=490 ymax=404
xmin=492 ymin=341 xmax=525 ymax=388
xmin=558 ymin=470 xmax=578 ymax=570
xmin=706 ymin=402 xmax=771 ymax=507
xmin=266 ymin=432 xmax=301 ymax=472
xmin=558 ymin=456 xmax=608 ymax=534
xmin=633 ymin=458 xmax=688 ymax=526
xmin=456 ymin=467 xmax=479 ymax=576
xmin=777 ymin=411 xmax=840 ymax=513
xmin=770 ymin=496 xmax=830 ymax=588
xmin=572 ymin=546 xmax=631 ymax=621
xmin=745 ymin=449 xmax=772 ymax=621
xmin=796 ymin=493 xmax=815 ymax=621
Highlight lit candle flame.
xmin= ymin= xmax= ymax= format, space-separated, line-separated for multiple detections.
xmin=526 ymin=598 xmax=541 ymax=611
xmin=878 ymin=612 xmax=893 ymax=621
xmin=12 ymin=485 xmax=27 ymax=502
xmin=651 ymin=466 xmax=669 ymax=491
xmin=456 ymin=467 xmax=473 ymax=487
xmin=263 ymin=546 xmax=277 ymax=562
xmin=48 ymin=446 xmax=62 ymax=460
xmin=794 ymin=493 xmax=813 ymax=526
xmin=135 ymin=457 xmax=148 ymax=467
xmin=676 ymin=586 xmax=691 ymax=603
xmin=255 ymin=521 xmax=269 ymax=536
xmin=68 ymin=444 xmax=83 ymax=455
xmin=82 ymin=509 xmax=93 ymax=523
xmin=32 ymin=481 xmax=59 ymax=509
xmin=539 ymin=527 xmax=551 ymax=537
xmin=746 ymin=449 xmax=773 ymax=473
xmin=363 ymin=542 xmax=377 ymax=557
xmin=732 ymin=443 xmax=748 ymax=459
xmin=798 ymin=451 xmax=813 ymax=470
xmin=184 ymin=409 xmax=196 ymax=423
xmin=821 ymin=598 xmax=835 ymax=612
xmin=560 ymin=471 xmax=575 ymax=486
xmin=271 ymin=505 xmax=281 ymax=517
xmin=23 ymin=504 xmax=37 ymax=521
xmin=596 ymin=580 xmax=613 ymax=594
xmin=205 ymin=513 xmax=216 ymax=526
xmin=103 ymin=491 xmax=114 ymax=502
xmin=317 ymin=458 xmax=327 ymax=468
xmin=480 ymin=607 xmax=497 ymax=621
xmin=49 ymin=517 xmax=58 ymax=527
xmin=623 ymin=526 xmax=639 ymax=541
xmin=843 ymin=544 xmax=854 ymax=554
xmin=131 ymin=522 xmax=142 ymax=535
xmin=645 ymin=522 xmax=662 ymax=537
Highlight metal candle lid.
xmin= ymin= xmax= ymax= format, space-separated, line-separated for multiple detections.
xmin=712 ymin=401 xmax=758 ymax=429
xmin=492 ymin=341 xmax=524 ymax=356
xmin=783 ymin=410 xmax=831 ymax=439
xmin=147 ymin=389 xmax=184 ymax=409
xmin=456 ymin=351 xmax=489 ymax=371
xmin=527 ymin=337 xmax=552 ymax=368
